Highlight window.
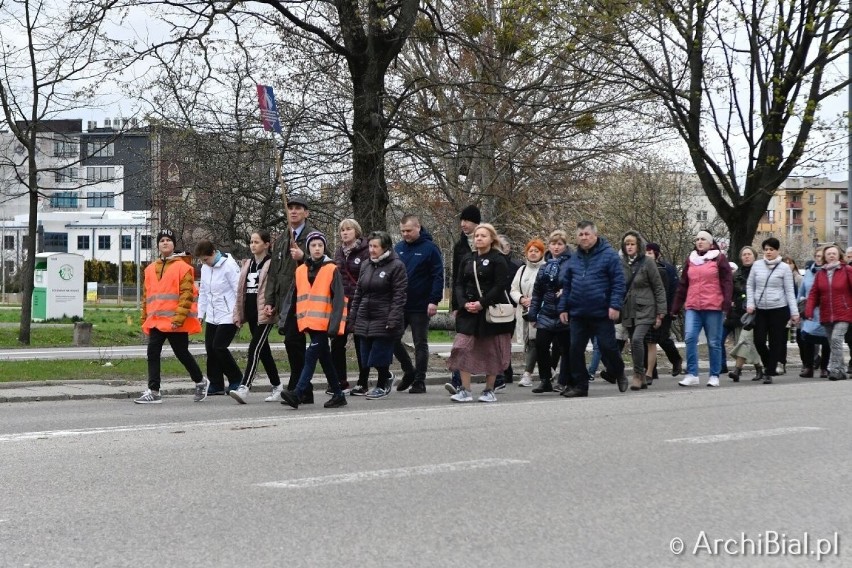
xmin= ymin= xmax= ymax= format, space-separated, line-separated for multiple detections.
xmin=121 ymin=235 xmax=131 ymax=250
xmin=809 ymin=211 xmax=816 ymax=221
xmin=98 ymin=235 xmax=111 ymax=250
xmin=141 ymin=235 xmax=152 ymax=250
xmin=765 ymin=210 xmax=775 ymax=224
xmin=53 ymin=139 xmax=77 ymax=157
xmin=86 ymin=166 xmax=116 ymax=182
xmin=77 ymin=235 xmax=90 ymax=250
xmin=808 ymin=193 xmax=816 ymax=204
xmin=696 ymin=210 xmax=708 ymax=221
xmin=43 ymin=232 xmax=68 ymax=252
xmin=54 ymin=167 xmax=77 ymax=184
xmin=3 ymin=235 xmax=14 ymax=250
xmin=86 ymin=192 xmax=115 ymax=208
xmin=86 ymin=142 xmax=114 ymax=158
xmin=50 ymin=191 xmax=78 ymax=209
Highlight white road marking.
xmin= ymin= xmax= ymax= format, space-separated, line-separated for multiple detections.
xmin=257 ymin=459 xmax=530 ymax=489
xmin=0 ymin=401 xmax=552 ymax=443
xmin=665 ymin=427 xmax=824 ymax=444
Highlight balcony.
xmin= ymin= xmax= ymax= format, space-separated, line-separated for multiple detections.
xmin=841 ymin=202 xmax=848 ymax=210
xmin=840 ymin=219 xmax=848 ymax=227
xmin=786 ymin=218 xmax=803 ymax=226
xmin=786 ymin=201 xmax=803 ymax=210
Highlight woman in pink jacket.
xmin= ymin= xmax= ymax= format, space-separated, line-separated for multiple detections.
xmin=804 ymin=244 xmax=852 ymax=381
xmin=670 ymin=230 xmax=733 ymax=387
xmin=228 ymin=230 xmax=284 ymax=403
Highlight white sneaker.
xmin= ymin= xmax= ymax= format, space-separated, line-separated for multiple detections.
xmin=707 ymin=376 xmax=720 ymax=388
xmin=518 ymin=373 xmax=533 ymax=387
xmin=444 ymin=382 xmax=458 ymax=395
xmin=678 ymin=374 xmax=700 ymax=387
xmin=229 ymin=385 xmax=250 ymax=404
xmin=478 ymin=390 xmax=497 ymax=402
xmin=450 ymin=388 xmax=473 ymax=402
xmin=265 ymin=385 xmax=284 ymax=402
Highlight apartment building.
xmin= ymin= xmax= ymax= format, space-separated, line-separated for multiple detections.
xmin=756 ymin=177 xmax=850 ymax=247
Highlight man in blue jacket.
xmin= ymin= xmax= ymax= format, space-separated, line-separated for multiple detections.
xmin=393 ymin=214 xmax=445 ymax=393
xmin=558 ymin=220 xmax=627 ymax=396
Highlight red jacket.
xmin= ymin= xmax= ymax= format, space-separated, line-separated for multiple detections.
xmin=805 ymin=265 xmax=852 ymax=324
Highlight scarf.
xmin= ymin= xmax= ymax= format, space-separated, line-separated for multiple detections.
xmin=689 ymin=249 xmax=720 ymax=266
xmin=371 ymin=250 xmax=391 ymax=264
xmin=341 ymin=238 xmax=360 ymax=260
xmin=764 ymin=256 xmax=782 ymax=267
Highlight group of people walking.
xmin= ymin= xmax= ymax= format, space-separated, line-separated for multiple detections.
xmin=135 ymin=197 xmax=849 ymax=407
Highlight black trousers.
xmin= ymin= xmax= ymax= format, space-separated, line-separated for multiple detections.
xmin=753 ymin=307 xmax=791 ymax=374
xmin=204 ymin=323 xmax=242 ymax=391
xmin=331 ymin=333 xmax=369 ymax=387
xmin=535 ymin=327 xmax=571 ymax=386
xmin=147 ymin=328 xmax=203 ymax=392
xmin=282 ymin=304 xmax=306 ymax=390
xmin=240 ymin=321 xmax=280 ymax=389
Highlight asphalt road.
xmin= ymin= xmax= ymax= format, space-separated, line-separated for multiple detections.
xmin=1 ymin=377 xmax=850 ymax=567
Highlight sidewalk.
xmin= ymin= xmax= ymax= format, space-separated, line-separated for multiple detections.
xmin=0 ymin=359 xmax=782 ymax=403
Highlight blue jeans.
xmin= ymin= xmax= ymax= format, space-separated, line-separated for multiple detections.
xmin=294 ymin=331 xmax=341 ymax=397
xmin=569 ymin=317 xmax=624 ymax=393
xmin=684 ymin=310 xmax=723 ymax=377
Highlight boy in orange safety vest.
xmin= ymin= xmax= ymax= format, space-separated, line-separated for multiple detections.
xmin=280 ymin=231 xmax=348 ymax=409
xmin=136 ymin=229 xmax=209 ymax=404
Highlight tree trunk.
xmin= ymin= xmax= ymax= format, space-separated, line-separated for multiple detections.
xmin=18 ymin=151 xmax=38 ymax=344
xmin=349 ymin=61 xmax=389 ymax=234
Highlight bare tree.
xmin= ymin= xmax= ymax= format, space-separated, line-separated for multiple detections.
xmin=588 ymin=0 xmax=851 ymax=254
xmin=0 ymin=0 xmax=121 ymax=343
xmin=115 ymin=0 xmax=420 ymax=235
xmin=383 ymin=0 xmax=665 ymax=250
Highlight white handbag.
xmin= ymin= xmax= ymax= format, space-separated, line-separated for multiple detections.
xmin=472 ymin=259 xmax=515 ymax=324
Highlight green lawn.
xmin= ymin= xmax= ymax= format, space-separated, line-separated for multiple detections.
xmin=0 ymin=305 xmax=455 ymax=382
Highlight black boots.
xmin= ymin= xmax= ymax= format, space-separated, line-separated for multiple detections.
xmin=532 ymin=379 xmax=554 ymax=393
xmin=752 ymin=365 xmax=764 ymax=382
xmin=728 ymin=367 xmax=742 ymax=382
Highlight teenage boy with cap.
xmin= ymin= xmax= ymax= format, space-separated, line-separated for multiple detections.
xmin=264 ymin=195 xmax=318 ymax=403
xmin=136 ymin=229 xmax=209 ymax=404
xmin=445 ymin=205 xmax=481 ymax=394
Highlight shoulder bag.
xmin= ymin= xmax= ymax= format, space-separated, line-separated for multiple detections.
xmin=742 ymin=261 xmax=779 ymax=331
xmin=473 ymin=258 xmax=515 ymax=324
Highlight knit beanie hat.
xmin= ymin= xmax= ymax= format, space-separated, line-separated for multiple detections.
xmin=645 ymin=242 xmax=661 ymax=259
xmin=695 ymin=230 xmax=714 ymax=243
xmin=305 ymin=231 xmax=327 ymax=251
xmin=459 ymin=205 xmax=481 ymax=224
xmin=156 ymin=228 xmax=176 ymax=244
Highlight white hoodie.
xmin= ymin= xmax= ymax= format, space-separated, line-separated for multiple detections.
xmin=198 ymin=253 xmax=241 ymax=325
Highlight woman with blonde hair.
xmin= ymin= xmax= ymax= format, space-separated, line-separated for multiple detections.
xmin=447 ymin=223 xmax=515 ymax=402
xmin=331 ymin=218 xmax=371 ymax=395
xmin=527 ymin=230 xmax=572 ymax=393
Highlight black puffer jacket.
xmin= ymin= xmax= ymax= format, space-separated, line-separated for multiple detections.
xmin=451 ymin=232 xmax=474 ymax=311
xmin=454 ymin=248 xmax=515 ymax=337
xmin=350 ymin=251 xmax=408 ymax=338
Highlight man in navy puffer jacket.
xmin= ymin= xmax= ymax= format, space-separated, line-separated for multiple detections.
xmin=558 ymin=220 xmax=627 ymax=396
xmin=393 ymin=214 xmax=445 ymax=393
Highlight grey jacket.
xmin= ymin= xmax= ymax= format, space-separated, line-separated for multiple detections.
xmin=746 ymin=259 xmax=798 ymax=316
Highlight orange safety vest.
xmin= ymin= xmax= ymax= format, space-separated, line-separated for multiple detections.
xmin=142 ymin=260 xmax=202 ymax=335
xmin=295 ymin=263 xmax=347 ymax=334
